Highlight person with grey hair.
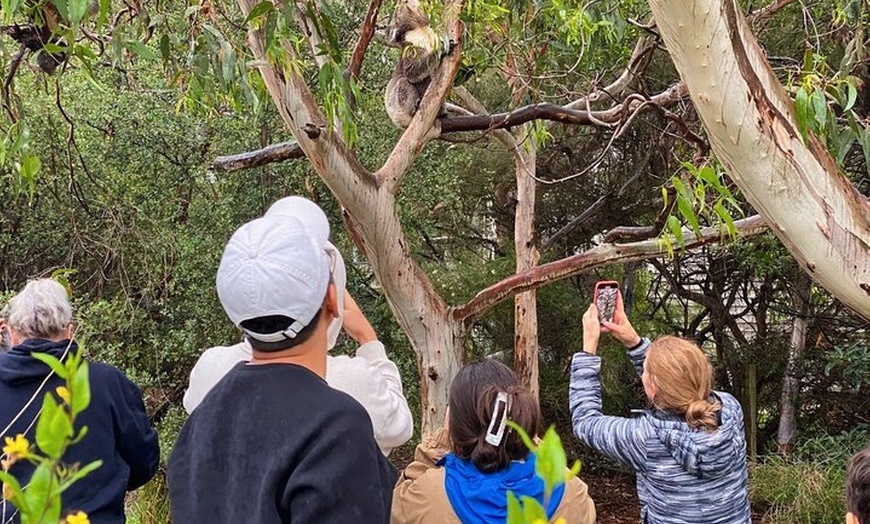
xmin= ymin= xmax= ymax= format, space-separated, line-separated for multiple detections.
xmin=0 ymin=278 xmax=159 ymax=524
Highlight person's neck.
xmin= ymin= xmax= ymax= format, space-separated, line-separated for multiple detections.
xmin=249 ymin=332 xmax=328 ymax=378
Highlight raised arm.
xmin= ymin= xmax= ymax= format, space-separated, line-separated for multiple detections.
xmin=569 ymin=303 xmax=649 ymax=471
xmin=330 ymin=293 xmax=413 ymax=454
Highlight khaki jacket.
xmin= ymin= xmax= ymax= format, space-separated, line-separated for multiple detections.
xmin=392 ymin=428 xmax=596 ymax=524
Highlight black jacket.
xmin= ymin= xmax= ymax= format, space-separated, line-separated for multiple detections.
xmin=0 ymin=339 xmax=159 ymax=524
xmin=168 ymin=362 xmax=397 ymax=524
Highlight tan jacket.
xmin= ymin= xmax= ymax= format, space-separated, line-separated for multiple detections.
xmin=392 ymin=428 xmax=596 ymax=524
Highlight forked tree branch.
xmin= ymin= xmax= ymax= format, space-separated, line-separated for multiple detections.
xmin=452 ymin=214 xmax=767 ymax=325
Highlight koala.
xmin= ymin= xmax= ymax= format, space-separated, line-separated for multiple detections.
xmin=384 ymin=0 xmax=443 ymax=129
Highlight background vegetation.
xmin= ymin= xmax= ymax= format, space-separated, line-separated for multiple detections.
xmin=0 ymin=0 xmax=867 ymax=522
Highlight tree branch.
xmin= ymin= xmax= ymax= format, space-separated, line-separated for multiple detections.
xmin=210 ymin=141 xmax=305 ymax=171
xmin=375 ymin=0 xmax=466 ymax=193
xmin=563 ymin=36 xmax=657 ymax=111
xmin=345 ymin=0 xmax=383 ymax=83
xmin=747 ymin=0 xmax=795 ymax=27
xmin=453 ymin=214 xmax=767 ymax=325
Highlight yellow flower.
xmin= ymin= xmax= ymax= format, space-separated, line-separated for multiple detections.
xmin=56 ymin=386 xmax=71 ymax=405
xmin=2 ymin=435 xmax=29 ymax=459
xmin=553 ymin=518 xmax=567 ymax=524
xmin=64 ymin=511 xmax=90 ymax=524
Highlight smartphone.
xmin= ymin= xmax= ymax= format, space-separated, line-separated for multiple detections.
xmin=594 ymin=281 xmax=620 ymax=324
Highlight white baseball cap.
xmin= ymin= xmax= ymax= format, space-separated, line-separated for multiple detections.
xmin=265 ymin=196 xmax=347 ymax=350
xmin=216 ymin=215 xmax=330 ymax=343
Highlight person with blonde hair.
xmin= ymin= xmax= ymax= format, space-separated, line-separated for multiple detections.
xmin=569 ymin=291 xmax=750 ymax=524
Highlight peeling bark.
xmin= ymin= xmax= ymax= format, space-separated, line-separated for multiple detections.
xmin=648 ymin=0 xmax=870 ymax=319
xmin=513 ymin=133 xmax=540 ymax=398
xmin=776 ymin=272 xmax=812 ymax=454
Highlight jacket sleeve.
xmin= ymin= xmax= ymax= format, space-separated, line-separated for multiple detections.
xmin=283 ymin=406 xmax=397 ymax=524
xmin=391 ymin=428 xmax=451 ymax=524
xmin=554 ymin=475 xmax=597 ymax=524
xmin=626 ymin=338 xmax=651 ymax=377
xmin=569 ymin=352 xmax=649 ymax=472
xmin=183 ymin=344 xmax=248 ymax=414
xmin=112 ymin=372 xmax=160 ymax=491
xmin=330 ymin=341 xmax=414 ymax=454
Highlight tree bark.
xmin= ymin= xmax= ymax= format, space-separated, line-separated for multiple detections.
xmin=648 ymin=0 xmax=870 ymax=319
xmin=776 ymin=272 xmax=812 ymax=454
xmin=513 ymin=132 xmax=540 ymax=398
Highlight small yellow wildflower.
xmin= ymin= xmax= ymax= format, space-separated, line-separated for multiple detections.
xmin=64 ymin=511 xmax=91 ymax=524
xmin=2 ymin=435 xmax=29 ymax=459
xmin=56 ymin=386 xmax=72 ymax=405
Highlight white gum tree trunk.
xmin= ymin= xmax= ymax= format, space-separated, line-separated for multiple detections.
xmin=648 ymin=0 xmax=870 ymax=319
xmin=513 ymin=135 xmax=540 ymax=398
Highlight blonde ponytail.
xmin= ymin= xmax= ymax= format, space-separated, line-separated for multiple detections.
xmin=647 ymin=336 xmax=721 ymax=431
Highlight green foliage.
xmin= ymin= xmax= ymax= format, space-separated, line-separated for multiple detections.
xmin=505 ymin=423 xmax=579 ymax=524
xmin=751 ymin=427 xmax=870 ymax=524
xmin=824 ymin=343 xmax=870 ymax=392
xmin=0 ymin=346 xmax=101 ymax=524
xmin=659 ymin=161 xmax=743 ymax=257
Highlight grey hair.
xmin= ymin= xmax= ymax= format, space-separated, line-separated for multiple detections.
xmin=6 ymin=279 xmax=73 ymax=340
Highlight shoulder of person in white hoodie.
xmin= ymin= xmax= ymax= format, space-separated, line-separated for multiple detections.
xmin=184 ymin=337 xmax=413 ymax=455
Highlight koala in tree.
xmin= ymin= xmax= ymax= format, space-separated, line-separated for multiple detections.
xmin=384 ymin=0 xmax=444 ymax=129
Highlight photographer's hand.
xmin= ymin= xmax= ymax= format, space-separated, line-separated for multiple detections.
xmin=582 ymin=304 xmax=601 ymax=355
xmin=342 ymin=293 xmax=377 ymax=345
xmin=601 ymin=291 xmax=641 ymax=348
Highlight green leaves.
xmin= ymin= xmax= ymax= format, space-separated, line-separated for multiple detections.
xmin=505 ymin=422 xmax=579 ymax=523
xmin=2 ymin=345 xmax=97 ymax=524
xmin=659 ymin=162 xmax=745 ymax=256
xmin=35 ymin=394 xmax=73 ymax=460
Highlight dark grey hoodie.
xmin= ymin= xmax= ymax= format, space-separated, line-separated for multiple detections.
xmin=569 ymin=339 xmax=751 ymax=524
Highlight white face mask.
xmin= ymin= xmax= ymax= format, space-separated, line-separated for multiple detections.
xmin=0 ymin=328 xmax=10 ymax=352
xmin=325 ymin=244 xmax=346 ymax=351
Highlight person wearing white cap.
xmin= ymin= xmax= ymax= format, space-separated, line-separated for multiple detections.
xmin=182 ymin=196 xmax=414 ymax=455
xmin=168 ymin=215 xmax=396 ymax=524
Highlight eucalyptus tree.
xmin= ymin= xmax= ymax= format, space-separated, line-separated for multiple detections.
xmin=0 ymin=0 xmax=866 ymax=433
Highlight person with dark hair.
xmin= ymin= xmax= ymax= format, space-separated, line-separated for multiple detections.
xmin=167 ymin=215 xmax=396 ymax=523
xmin=391 ymin=359 xmax=595 ymax=524
xmin=183 ymin=196 xmax=413 ymax=456
xmin=0 ymin=279 xmax=158 ymax=524
xmin=847 ymin=445 xmax=870 ymax=524
xmin=570 ymin=291 xmax=751 ymax=523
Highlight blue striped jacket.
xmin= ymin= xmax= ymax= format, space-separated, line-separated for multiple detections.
xmin=569 ymin=339 xmax=751 ymax=524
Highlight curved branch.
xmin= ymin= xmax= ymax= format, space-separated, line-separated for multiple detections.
xmin=453 ymin=215 xmax=767 ymax=325
xmin=210 ymin=141 xmax=305 ymax=172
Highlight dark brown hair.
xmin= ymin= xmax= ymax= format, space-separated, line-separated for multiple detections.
xmin=448 ymin=359 xmax=542 ymax=473
xmin=847 ymin=445 xmax=870 ymax=524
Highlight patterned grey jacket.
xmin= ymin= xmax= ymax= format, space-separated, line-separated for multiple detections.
xmin=569 ymin=339 xmax=751 ymax=524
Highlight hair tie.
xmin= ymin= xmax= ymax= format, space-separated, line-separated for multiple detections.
xmin=485 ymin=391 xmax=512 ymax=446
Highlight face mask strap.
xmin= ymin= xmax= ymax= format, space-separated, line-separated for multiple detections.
xmin=485 ymin=391 xmax=511 ymax=446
